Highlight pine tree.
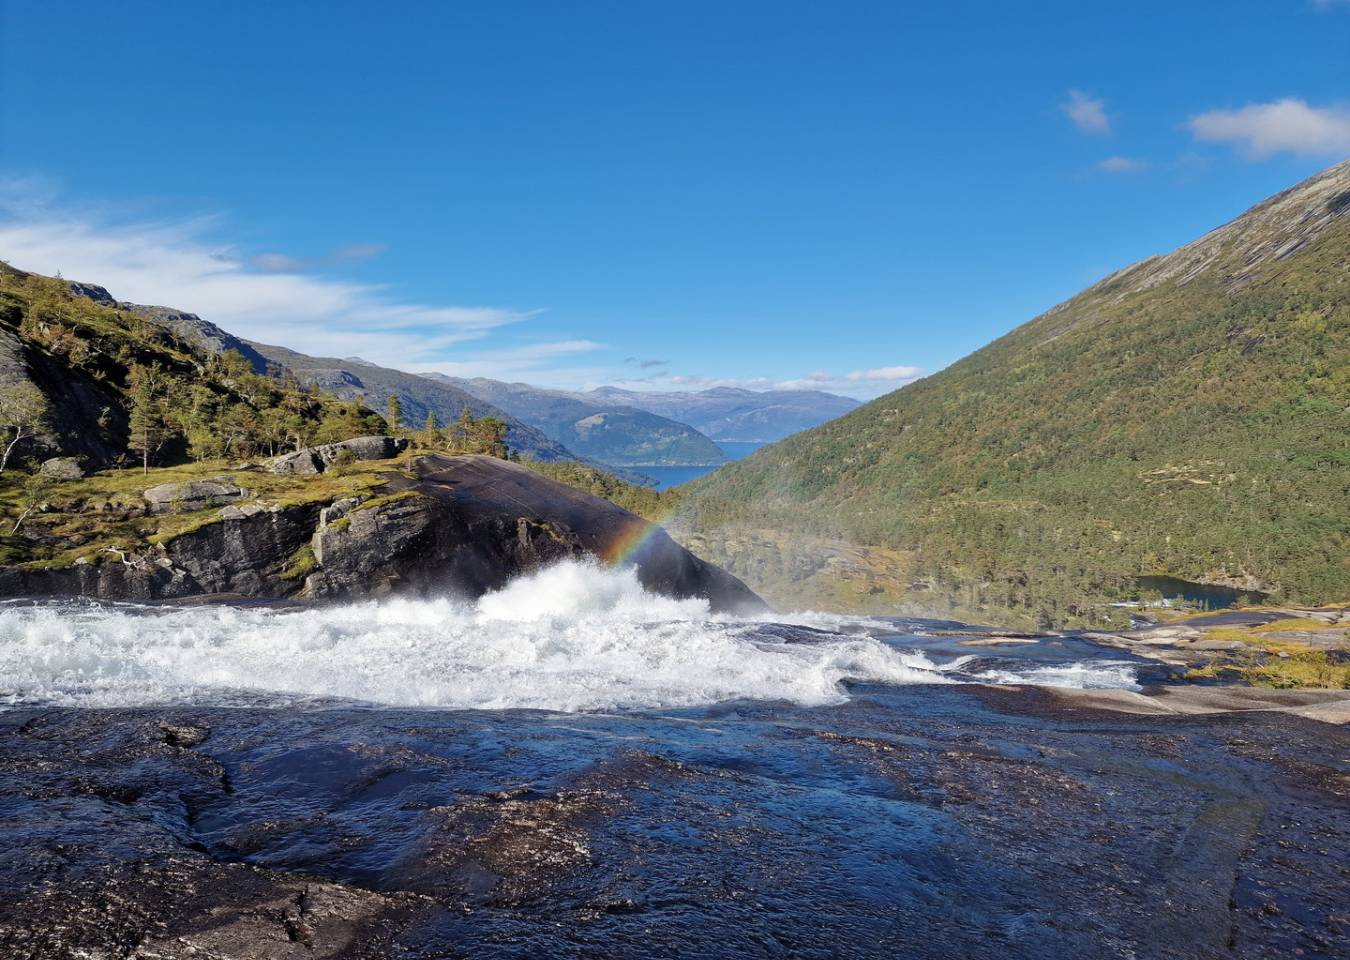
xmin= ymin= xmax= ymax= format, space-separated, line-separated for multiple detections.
xmin=421 ymin=410 xmax=440 ymax=448
xmin=386 ymin=394 xmax=403 ymax=434
xmin=127 ymin=381 xmax=162 ymax=474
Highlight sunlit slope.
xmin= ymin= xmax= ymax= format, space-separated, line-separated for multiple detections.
xmin=679 ymin=160 xmax=1350 ymax=624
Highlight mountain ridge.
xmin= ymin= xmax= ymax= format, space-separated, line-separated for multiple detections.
xmin=677 ymin=159 xmax=1350 ymax=625
xmin=242 ymin=341 xmax=578 ymax=464
xmin=586 ymin=385 xmax=860 ymax=441
xmin=426 ymin=375 xmax=727 ymax=467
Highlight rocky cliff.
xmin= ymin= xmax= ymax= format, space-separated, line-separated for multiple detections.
xmin=0 ymin=454 xmax=763 ymax=613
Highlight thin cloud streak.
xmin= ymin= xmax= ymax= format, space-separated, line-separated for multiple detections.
xmin=1097 ymin=155 xmax=1148 ymax=174
xmin=610 ymin=364 xmax=924 ymax=400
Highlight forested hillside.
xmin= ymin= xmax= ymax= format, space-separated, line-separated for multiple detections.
xmin=678 ymin=160 xmax=1350 ymax=626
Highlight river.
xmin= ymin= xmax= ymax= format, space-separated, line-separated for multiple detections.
xmin=1 ymin=562 xmax=1345 ymax=958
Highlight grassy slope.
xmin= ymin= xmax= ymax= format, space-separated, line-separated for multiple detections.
xmin=680 ymin=167 xmax=1350 ymax=627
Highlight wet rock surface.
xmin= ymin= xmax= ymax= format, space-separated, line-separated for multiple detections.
xmin=2 ymin=685 xmax=1346 ymax=959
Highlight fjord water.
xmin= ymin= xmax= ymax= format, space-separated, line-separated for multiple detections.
xmin=634 ymin=439 xmax=767 ymax=490
xmin=0 ymin=560 xmax=1144 ymax=711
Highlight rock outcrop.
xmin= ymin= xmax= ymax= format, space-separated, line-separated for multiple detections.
xmin=268 ymin=436 xmax=409 ymax=475
xmin=0 ymin=454 xmax=764 ymax=613
xmin=303 ymin=455 xmax=764 ymax=612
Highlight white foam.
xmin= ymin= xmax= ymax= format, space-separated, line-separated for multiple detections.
xmin=0 ymin=561 xmax=953 ymax=712
xmin=966 ymin=661 xmax=1142 ymax=691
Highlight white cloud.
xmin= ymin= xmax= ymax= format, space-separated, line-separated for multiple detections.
xmin=1062 ymin=90 xmax=1111 ymax=135
xmin=1187 ymin=98 xmax=1350 ymax=157
xmin=0 ymin=195 xmax=535 ymax=369
xmin=1096 ymin=155 xmax=1148 ymax=174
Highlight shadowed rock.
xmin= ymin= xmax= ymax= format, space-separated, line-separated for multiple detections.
xmin=304 ymin=454 xmax=765 ymax=613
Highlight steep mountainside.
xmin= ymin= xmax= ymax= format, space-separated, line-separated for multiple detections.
xmin=68 ymin=283 xmax=275 ymax=374
xmin=245 ymin=342 xmax=575 ymax=463
xmin=0 ymin=264 xmax=381 ymax=470
xmin=678 ymin=160 xmax=1350 ymax=625
xmin=429 ymin=376 xmax=726 ymax=467
xmin=588 ymin=386 xmax=859 ymax=441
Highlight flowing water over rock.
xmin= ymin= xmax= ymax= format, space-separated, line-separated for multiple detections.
xmin=1 ymin=562 xmax=1346 ymax=958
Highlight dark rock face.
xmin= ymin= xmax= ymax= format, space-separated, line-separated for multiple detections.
xmin=304 ymin=455 xmax=764 ymax=613
xmin=0 ymin=321 xmax=128 ymax=468
xmin=267 ymin=436 xmax=409 ymax=475
xmin=0 ymin=501 xmax=321 ymax=602
xmin=143 ymin=478 xmax=246 ymax=514
xmin=0 ymin=454 xmax=763 ymax=613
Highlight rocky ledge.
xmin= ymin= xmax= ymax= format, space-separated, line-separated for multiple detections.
xmin=0 ymin=452 xmax=763 ymax=613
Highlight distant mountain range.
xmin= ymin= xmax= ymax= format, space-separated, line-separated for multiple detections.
xmin=586 ymin=386 xmax=861 ymax=441
xmin=46 ymin=280 xmax=861 ymax=475
xmin=242 ymin=342 xmax=576 ymax=464
xmin=679 ymin=158 xmax=1350 ymax=624
xmin=426 ymin=377 xmax=726 ymax=467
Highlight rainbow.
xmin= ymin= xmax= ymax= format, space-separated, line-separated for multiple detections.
xmin=601 ymin=515 xmax=674 ymax=568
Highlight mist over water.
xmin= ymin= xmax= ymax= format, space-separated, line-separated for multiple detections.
xmin=0 ymin=561 xmax=1140 ymax=711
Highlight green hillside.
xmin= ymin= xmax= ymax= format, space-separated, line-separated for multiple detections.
xmin=677 ymin=161 xmax=1350 ymax=627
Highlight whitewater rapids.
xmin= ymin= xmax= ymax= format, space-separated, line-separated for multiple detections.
xmin=0 ymin=560 xmax=1139 ymax=711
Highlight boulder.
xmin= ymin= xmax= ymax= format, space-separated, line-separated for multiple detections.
xmin=143 ymin=479 xmax=246 ymax=515
xmin=38 ymin=457 xmax=85 ymax=481
xmin=219 ymin=502 xmax=267 ymax=521
xmin=303 ymin=454 xmax=766 ymax=614
xmin=268 ymin=436 xmax=409 ymax=475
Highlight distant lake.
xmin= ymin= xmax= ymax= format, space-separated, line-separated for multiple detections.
xmin=634 ymin=441 xmax=768 ymax=491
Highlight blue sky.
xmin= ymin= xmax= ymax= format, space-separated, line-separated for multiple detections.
xmin=1 ymin=1 xmax=1347 ymax=399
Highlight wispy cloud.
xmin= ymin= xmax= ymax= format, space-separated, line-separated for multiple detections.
xmin=0 ymin=188 xmax=535 ymax=369
xmin=1187 ymin=98 xmax=1350 ymax=157
xmin=409 ymin=340 xmax=611 ymax=386
xmin=613 ymin=364 xmax=923 ymax=400
xmin=638 ymin=358 xmax=668 ymax=368
xmin=1096 ymin=155 xmax=1148 ymax=174
xmin=251 ymin=243 xmax=387 ymax=274
xmin=1062 ymin=89 xmax=1111 ymax=135
xmin=845 ymin=365 xmax=923 ymax=382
